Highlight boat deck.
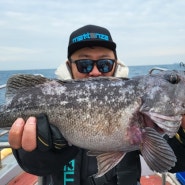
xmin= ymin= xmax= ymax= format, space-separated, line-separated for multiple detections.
xmin=6 ymin=172 xmax=179 ymax=185
xmin=7 ymin=172 xmax=38 ymax=185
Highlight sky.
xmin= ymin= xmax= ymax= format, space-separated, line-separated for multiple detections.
xmin=0 ymin=0 xmax=185 ymax=70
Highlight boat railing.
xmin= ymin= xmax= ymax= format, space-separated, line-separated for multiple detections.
xmin=0 ymin=84 xmax=9 ymax=165
xmin=0 ymin=130 xmax=10 ymax=149
xmin=0 ymin=129 xmax=10 ymax=169
xmin=148 ymin=67 xmax=168 ymax=74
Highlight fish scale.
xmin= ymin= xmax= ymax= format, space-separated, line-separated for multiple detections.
xmin=1 ymin=71 xmax=185 ymax=177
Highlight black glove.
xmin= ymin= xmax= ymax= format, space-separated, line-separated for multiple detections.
xmin=12 ymin=113 xmax=79 ymax=176
xmin=177 ymin=127 xmax=185 ymax=145
xmin=36 ymin=113 xmax=68 ymax=152
xmin=167 ymin=127 xmax=185 ymax=172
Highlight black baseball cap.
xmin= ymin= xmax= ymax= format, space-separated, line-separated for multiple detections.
xmin=68 ymin=25 xmax=116 ymax=58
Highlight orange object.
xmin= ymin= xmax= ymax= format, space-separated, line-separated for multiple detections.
xmin=7 ymin=172 xmax=38 ymax=185
xmin=140 ymin=174 xmax=172 ymax=185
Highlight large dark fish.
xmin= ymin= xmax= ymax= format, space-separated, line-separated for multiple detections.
xmin=0 ymin=70 xmax=185 ymax=177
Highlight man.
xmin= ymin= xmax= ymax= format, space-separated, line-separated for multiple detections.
xmin=8 ymin=25 xmax=185 ymax=185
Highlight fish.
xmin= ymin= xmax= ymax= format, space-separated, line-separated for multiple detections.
xmin=0 ymin=70 xmax=185 ymax=177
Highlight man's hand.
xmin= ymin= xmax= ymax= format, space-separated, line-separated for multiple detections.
xmin=9 ymin=114 xmax=79 ymax=176
xmin=9 ymin=117 xmax=37 ymax=151
xmin=8 ymin=114 xmax=67 ymax=152
xmin=36 ymin=113 xmax=68 ymax=151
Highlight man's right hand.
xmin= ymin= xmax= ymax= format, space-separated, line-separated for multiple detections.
xmin=9 ymin=117 xmax=37 ymax=151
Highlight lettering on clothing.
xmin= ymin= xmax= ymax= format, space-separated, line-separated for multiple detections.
xmin=63 ymin=160 xmax=75 ymax=185
xmin=72 ymin=32 xmax=109 ymax=43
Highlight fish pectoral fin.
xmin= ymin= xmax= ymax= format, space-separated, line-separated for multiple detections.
xmin=141 ymin=127 xmax=177 ymax=173
xmin=88 ymin=151 xmax=125 ymax=178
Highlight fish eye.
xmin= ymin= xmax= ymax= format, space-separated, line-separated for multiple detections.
xmin=165 ymin=73 xmax=180 ymax=84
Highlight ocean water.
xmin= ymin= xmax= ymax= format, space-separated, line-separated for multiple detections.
xmin=0 ymin=63 xmax=184 ymax=104
xmin=0 ymin=63 xmax=184 ymax=142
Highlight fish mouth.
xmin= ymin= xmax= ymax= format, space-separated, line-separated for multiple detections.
xmin=142 ymin=112 xmax=182 ymax=138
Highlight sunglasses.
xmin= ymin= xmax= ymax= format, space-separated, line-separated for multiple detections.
xmin=70 ymin=59 xmax=115 ymax=74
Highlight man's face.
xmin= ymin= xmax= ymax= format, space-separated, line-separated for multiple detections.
xmin=69 ymin=46 xmax=116 ymax=79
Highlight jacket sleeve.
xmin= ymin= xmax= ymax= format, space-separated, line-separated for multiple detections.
xmin=12 ymin=145 xmax=79 ymax=176
xmin=168 ymin=127 xmax=185 ymax=173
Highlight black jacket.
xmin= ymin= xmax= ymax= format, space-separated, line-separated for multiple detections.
xmin=13 ymin=149 xmax=141 ymax=185
xmin=13 ymin=127 xmax=185 ymax=185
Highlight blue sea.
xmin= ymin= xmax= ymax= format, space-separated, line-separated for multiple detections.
xmin=0 ymin=63 xmax=184 ymax=142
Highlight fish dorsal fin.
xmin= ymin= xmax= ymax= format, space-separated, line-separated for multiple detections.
xmin=141 ymin=127 xmax=177 ymax=173
xmin=6 ymin=74 xmax=49 ymax=101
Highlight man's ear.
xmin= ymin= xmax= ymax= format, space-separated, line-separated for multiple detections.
xmin=66 ymin=60 xmax=71 ymax=70
xmin=66 ymin=60 xmax=74 ymax=79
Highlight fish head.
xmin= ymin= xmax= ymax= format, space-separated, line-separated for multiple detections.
xmin=139 ymin=70 xmax=185 ymax=137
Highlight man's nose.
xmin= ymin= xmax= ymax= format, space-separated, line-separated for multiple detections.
xmin=89 ymin=65 xmax=102 ymax=76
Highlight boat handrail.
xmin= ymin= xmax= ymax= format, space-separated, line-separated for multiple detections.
xmin=0 ymin=84 xmax=6 ymax=89
xmin=0 ymin=130 xmax=10 ymax=148
xmin=0 ymin=129 xmax=10 ymax=169
xmin=0 ymin=130 xmax=9 ymax=137
xmin=148 ymin=67 xmax=168 ymax=74
xmin=0 ymin=142 xmax=10 ymax=149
